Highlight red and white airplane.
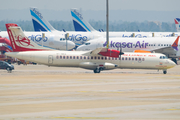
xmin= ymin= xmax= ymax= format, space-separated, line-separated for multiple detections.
xmin=5 ymin=23 xmax=176 ymax=74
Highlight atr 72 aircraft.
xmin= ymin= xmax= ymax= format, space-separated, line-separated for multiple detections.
xmin=5 ymin=23 xmax=176 ymax=74
xmin=71 ymin=8 xmax=180 ymax=37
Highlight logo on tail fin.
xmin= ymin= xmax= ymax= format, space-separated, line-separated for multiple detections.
xmin=16 ymin=35 xmax=34 ymax=47
xmin=172 ymin=36 xmax=179 ymax=51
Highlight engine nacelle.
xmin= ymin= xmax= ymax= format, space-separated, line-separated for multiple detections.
xmin=79 ymin=62 xmax=118 ymax=70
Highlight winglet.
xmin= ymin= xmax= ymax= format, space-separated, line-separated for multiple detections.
xmin=172 ymin=36 xmax=179 ymax=51
xmin=6 ymin=23 xmax=51 ymax=52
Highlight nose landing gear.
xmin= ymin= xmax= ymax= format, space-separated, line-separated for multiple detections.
xmin=163 ymin=70 xmax=167 ymax=74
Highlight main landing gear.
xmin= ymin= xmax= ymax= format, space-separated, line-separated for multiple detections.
xmin=94 ymin=67 xmax=102 ymax=73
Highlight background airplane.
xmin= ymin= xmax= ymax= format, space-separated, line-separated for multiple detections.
xmin=71 ymin=8 xmax=180 ymax=38
xmin=5 ymin=23 xmax=176 ymax=74
xmin=76 ymin=36 xmax=180 ymax=64
xmin=174 ymin=18 xmax=180 ymax=32
xmin=30 ymin=7 xmax=102 ymax=46
xmin=0 ymin=30 xmax=75 ymax=50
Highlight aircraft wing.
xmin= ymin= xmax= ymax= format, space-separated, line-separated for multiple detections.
xmin=90 ymin=47 xmax=108 ymax=55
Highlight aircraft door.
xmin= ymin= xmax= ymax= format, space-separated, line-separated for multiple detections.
xmin=48 ymin=55 xmax=53 ymax=64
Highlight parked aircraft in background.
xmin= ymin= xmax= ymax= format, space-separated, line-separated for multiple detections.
xmin=5 ymin=23 xmax=176 ymax=74
xmin=30 ymin=7 xmax=102 ymax=46
xmin=0 ymin=30 xmax=75 ymax=50
xmin=71 ymin=8 xmax=180 ymax=37
xmin=77 ymin=36 xmax=180 ymax=64
xmin=174 ymin=18 xmax=180 ymax=32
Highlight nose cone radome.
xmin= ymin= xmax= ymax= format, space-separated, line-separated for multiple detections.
xmin=167 ymin=59 xmax=176 ymax=68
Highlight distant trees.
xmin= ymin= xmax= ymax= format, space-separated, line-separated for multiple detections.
xmin=0 ymin=20 xmax=176 ymax=32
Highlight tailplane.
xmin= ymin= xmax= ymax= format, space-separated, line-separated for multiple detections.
xmin=6 ymin=23 xmax=51 ymax=52
xmin=71 ymin=8 xmax=97 ymax=32
xmin=174 ymin=18 xmax=180 ymax=32
xmin=30 ymin=7 xmax=56 ymax=32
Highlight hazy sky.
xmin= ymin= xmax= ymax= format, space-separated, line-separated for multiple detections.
xmin=1 ymin=0 xmax=180 ymax=11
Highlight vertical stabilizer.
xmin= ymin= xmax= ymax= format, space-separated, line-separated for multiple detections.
xmin=71 ymin=8 xmax=97 ymax=32
xmin=6 ymin=23 xmax=51 ymax=52
xmin=174 ymin=18 xmax=180 ymax=32
xmin=30 ymin=7 xmax=56 ymax=32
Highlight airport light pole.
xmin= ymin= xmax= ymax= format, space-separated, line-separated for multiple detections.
xmin=65 ymin=33 xmax=69 ymax=51
xmin=106 ymin=0 xmax=109 ymax=49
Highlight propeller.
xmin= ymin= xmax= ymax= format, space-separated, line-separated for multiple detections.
xmin=117 ymin=44 xmax=124 ymax=60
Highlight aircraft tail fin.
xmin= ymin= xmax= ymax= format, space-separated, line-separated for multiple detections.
xmin=6 ymin=23 xmax=52 ymax=52
xmin=71 ymin=8 xmax=97 ymax=32
xmin=172 ymin=36 xmax=179 ymax=51
xmin=174 ymin=18 xmax=180 ymax=32
xmin=30 ymin=7 xmax=56 ymax=32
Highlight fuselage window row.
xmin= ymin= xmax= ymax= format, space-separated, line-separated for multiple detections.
xmin=56 ymin=55 xmax=145 ymax=61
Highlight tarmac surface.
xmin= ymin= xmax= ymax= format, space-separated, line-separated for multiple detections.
xmin=0 ymin=64 xmax=180 ymax=120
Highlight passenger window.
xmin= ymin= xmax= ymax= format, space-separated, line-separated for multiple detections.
xmin=94 ymin=56 xmax=97 ymax=59
xmin=87 ymin=56 xmax=90 ymax=59
xmin=160 ymin=56 xmax=162 ymax=59
xmin=67 ymin=56 xmax=69 ymax=59
xmin=80 ymin=56 xmax=82 ymax=59
xmin=112 ymin=57 xmax=114 ymax=60
xmin=98 ymin=57 xmax=100 ymax=60
xmin=158 ymin=44 xmax=160 ymax=46
xmin=63 ymin=56 xmax=65 ymax=59
xmin=105 ymin=57 xmax=107 ymax=60
xmin=122 ymin=57 xmax=124 ymax=60
xmin=132 ymin=57 xmax=134 ymax=61
xmin=135 ymin=58 xmax=137 ymax=61
xmin=91 ymin=56 xmax=93 ymax=59
xmin=70 ymin=56 xmax=72 ymax=59
xmin=84 ymin=56 xmax=86 ymax=59
xmin=85 ymin=43 xmax=90 ymax=45
xmin=115 ymin=58 xmax=117 ymax=60
xmin=125 ymin=57 xmax=127 ymax=60
xmin=129 ymin=57 xmax=131 ymax=60
xmin=56 ymin=56 xmax=59 ymax=59
xmin=60 ymin=56 xmax=62 ymax=59
xmin=73 ymin=56 xmax=75 ymax=59
xmin=142 ymin=58 xmax=145 ymax=61
xmin=101 ymin=57 xmax=104 ymax=60
xmin=139 ymin=58 xmax=141 ymax=61
xmin=108 ymin=57 xmax=111 ymax=60
xmin=77 ymin=56 xmax=79 ymax=59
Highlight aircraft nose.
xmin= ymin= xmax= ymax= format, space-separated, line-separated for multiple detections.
xmin=67 ymin=41 xmax=75 ymax=50
xmin=168 ymin=59 xmax=176 ymax=68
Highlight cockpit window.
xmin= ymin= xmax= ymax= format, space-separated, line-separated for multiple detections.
xmin=85 ymin=43 xmax=90 ymax=45
xmin=160 ymin=56 xmax=168 ymax=59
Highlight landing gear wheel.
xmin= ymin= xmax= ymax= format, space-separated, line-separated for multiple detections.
xmin=94 ymin=68 xmax=100 ymax=73
xmin=163 ymin=70 xmax=167 ymax=74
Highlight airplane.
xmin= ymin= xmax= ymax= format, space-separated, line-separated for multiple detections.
xmin=76 ymin=36 xmax=180 ymax=64
xmin=0 ymin=31 xmax=75 ymax=50
xmin=174 ymin=18 xmax=180 ymax=32
xmin=30 ymin=7 xmax=102 ymax=46
xmin=71 ymin=8 xmax=180 ymax=38
xmin=5 ymin=23 xmax=176 ymax=74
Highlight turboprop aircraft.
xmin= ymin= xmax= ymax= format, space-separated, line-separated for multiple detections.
xmin=71 ymin=8 xmax=180 ymax=38
xmin=5 ymin=23 xmax=176 ymax=74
